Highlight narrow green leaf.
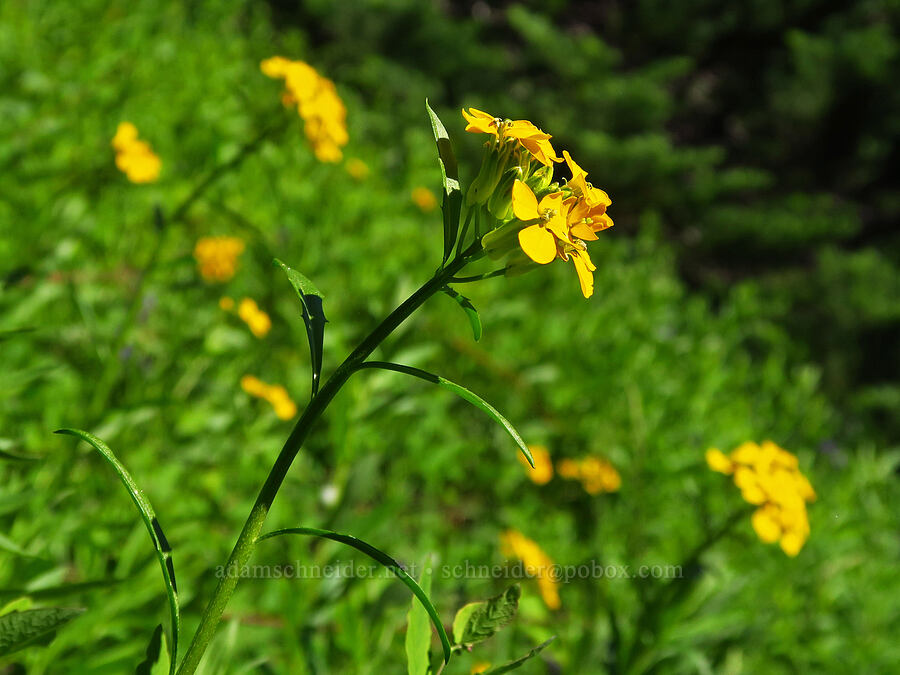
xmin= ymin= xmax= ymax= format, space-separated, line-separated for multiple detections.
xmin=442 ymin=287 xmax=482 ymax=341
xmin=0 ymin=327 xmax=36 ymax=342
xmin=136 ymin=624 xmax=170 ymax=675
xmin=0 ymin=579 xmax=126 ymax=603
xmin=425 ymin=100 xmax=462 ymax=264
xmin=54 ymin=429 xmax=179 ymax=674
xmin=0 ymin=607 xmax=84 ymax=656
xmin=274 ymin=258 xmax=327 ymax=398
xmin=452 ymin=585 xmax=520 ymax=647
xmin=0 ymin=448 xmax=42 ymax=462
xmin=482 ymin=637 xmax=556 ymax=674
xmin=357 ymin=362 xmax=534 ymax=467
xmin=258 ymin=527 xmax=451 ymax=664
xmin=406 ymin=555 xmax=434 ymax=675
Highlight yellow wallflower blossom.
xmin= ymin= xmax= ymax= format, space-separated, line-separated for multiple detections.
xmin=500 ymin=530 xmax=560 ymax=610
xmin=241 ymin=375 xmax=297 ymax=420
xmin=511 ymin=180 xmax=570 ymax=264
xmin=557 ymin=456 xmax=620 ymax=495
xmin=462 ymin=108 xmax=561 ymax=167
xmin=411 ymin=186 xmax=438 ymax=212
xmin=261 ymin=56 xmax=348 ymax=162
xmin=237 ymin=298 xmax=272 ymax=338
xmin=707 ymin=441 xmax=815 ymax=556
xmin=345 ymin=157 xmax=370 ymax=180
xmin=193 ymin=236 xmax=245 ymax=282
xmin=517 ymin=445 xmax=553 ymax=485
xmin=111 ymin=122 xmax=161 ymax=183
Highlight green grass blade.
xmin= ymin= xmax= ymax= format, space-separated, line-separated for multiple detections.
xmin=257 ymin=527 xmax=451 ymax=664
xmin=54 ymin=429 xmax=179 ymax=674
xmin=482 ymin=637 xmax=556 ymax=674
xmin=274 ymin=258 xmax=327 ymax=399
xmin=425 ymin=100 xmax=462 ymax=264
xmin=357 ymin=362 xmax=534 ymax=467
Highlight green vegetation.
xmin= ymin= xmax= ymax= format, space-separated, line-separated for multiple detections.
xmin=1 ymin=1 xmax=898 ymax=672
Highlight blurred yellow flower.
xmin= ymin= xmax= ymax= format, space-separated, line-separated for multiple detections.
xmin=241 ymin=375 xmax=297 ymax=420
xmin=707 ymin=441 xmax=815 ymax=556
xmin=517 ymin=445 xmax=553 ymax=485
xmin=111 ymin=122 xmax=161 ymax=183
xmin=345 ymin=157 xmax=370 ymax=180
xmin=470 ymin=663 xmax=491 ymax=674
xmin=219 ymin=296 xmax=235 ymax=311
xmin=237 ymin=298 xmax=272 ymax=338
xmin=557 ymin=456 xmax=620 ymax=495
xmin=193 ymin=236 xmax=245 ymax=282
xmin=261 ymin=56 xmax=348 ymax=162
xmin=500 ymin=530 xmax=560 ymax=610
xmin=411 ymin=186 xmax=438 ymax=212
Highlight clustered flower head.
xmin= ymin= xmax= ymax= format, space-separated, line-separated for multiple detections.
xmin=220 ymin=296 xmax=271 ymax=338
xmin=241 ymin=375 xmax=297 ymax=420
xmin=706 ymin=441 xmax=816 ymax=556
xmin=193 ymin=236 xmax=246 ymax=282
xmin=557 ymin=456 xmax=621 ymax=495
xmin=111 ymin=122 xmax=161 ymax=183
xmin=260 ymin=56 xmax=348 ymax=162
xmin=500 ymin=530 xmax=560 ymax=610
xmin=464 ymin=108 xmax=613 ymax=298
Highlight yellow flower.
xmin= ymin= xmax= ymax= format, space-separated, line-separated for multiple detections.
xmin=500 ymin=530 xmax=560 ymax=610
xmin=518 ymin=445 xmax=553 ymax=485
xmin=111 ymin=122 xmax=161 ymax=183
xmin=237 ymin=298 xmax=272 ymax=338
xmin=411 ymin=186 xmax=438 ymax=212
xmin=193 ymin=236 xmax=245 ymax=283
xmin=462 ymin=108 xmax=561 ymax=167
xmin=470 ymin=663 xmax=491 ymax=674
xmin=262 ymin=56 xmax=348 ymax=162
xmin=345 ymin=157 xmax=370 ymax=180
xmin=556 ymin=456 xmax=620 ymax=495
xmin=241 ymin=375 xmax=297 ymax=420
xmin=708 ymin=441 xmax=815 ymax=556
xmin=511 ymin=180 xmax=570 ymax=264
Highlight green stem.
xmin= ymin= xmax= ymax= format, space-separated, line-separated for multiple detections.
xmin=176 ymin=244 xmax=479 ymax=674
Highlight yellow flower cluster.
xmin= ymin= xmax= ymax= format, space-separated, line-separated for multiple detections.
xmin=558 ymin=456 xmax=621 ymax=495
xmin=220 ymin=297 xmax=271 ymax=338
xmin=706 ymin=441 xmax=816 ymax=556
xmin=500 ymin=530 xmax=560 ymax=610
xmin=411 ymin=186 xmax=437 ymax=212
xmin=260 ymin=56 xmax=348 ymax=162
xmin=241 ymin=375 xmax=297 ymax=420
xmin=464 ymin=108 xmax=613 ymax=298
xmin=193 ymin=236 xmax=245 ymax=282
xmin=517 ymin=445 xmax=554 ymax=485
xmin=111 ymin=122 xmax=161 ymax=183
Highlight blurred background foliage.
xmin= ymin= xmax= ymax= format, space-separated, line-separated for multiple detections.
xmin=1 ymin=0 xmax=898 ymax=673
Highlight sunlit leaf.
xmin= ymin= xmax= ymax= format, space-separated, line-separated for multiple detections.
xmin=452 ymin=585 xmax=520 ymax=647
xmin=406 ymin=555 xmax=435 ymax=675
xmin=54 ymin=429 xmax=179 ymax=674
xmin=358 ymin=362 xmax=534 ymax=467
xmin=258 ymin=527 xmax=451 ymax=664
xmin=274 ymin=258 xmax=327 ymax=398
xmin=136 ymin=623 xmax=171 ymax=675
xmin=425 ymin=100 xmax=462 ymax=264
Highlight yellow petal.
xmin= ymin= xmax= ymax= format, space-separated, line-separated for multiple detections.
xmin=705 ymin=448 xmax=734 ymax=474
xmin=779 ymin=530 xmax=806 ymax=556
xmin=512 ymin=180 xmax=540 ymax=221
xmin=752 ymin=506 xmax=782 ymax=543
xmin=563 ymin=150 xmax=587 ymax=183
xmin=572 ymin=251 xmax=595 ymax=298
xmin=518 ymin=225 xmax=557 ymax=264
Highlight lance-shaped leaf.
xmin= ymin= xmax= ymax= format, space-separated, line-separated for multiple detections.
xmin=357 ymin=362 xmax=534 ymax=467
xmin=274 ymin=259 xmax=327 ymax=398
xmin=442 ymin=286 xmax=482 ymax=341
xmin=0 ymin=607 xmax=84 ymax=656
xmin=482 ymin=637 xmax=556 ymax=674
xmin=258 ymin=528 xmax=451 ymax=664
xmin=425 ymin=100 xmax=462 ymax=264
xmin=405 ymin=555 xmax=435 ymax=675
xmin=54 ymin=429 xmax=179 ymax=674
xmin=452 ymin=585 xmax=520 ymax=647
xmin=137 ymin=623 xmax=171 ymax=675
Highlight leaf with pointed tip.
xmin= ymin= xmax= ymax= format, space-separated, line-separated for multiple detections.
xmin=482 ymin=637 xmax=557 ymax=674
xmin=358 ymin=362 xmax=534 ymax=467
xmin=136 ymin=624 xmax=171 ymax=675
xmin=55 ymin=429 xmax=179 ymax=674
xmin=442 ymin=286 xmax=482 ymax=341
xmin=258 ymin=528 xmax=451 ymax=664
xmin=425 ymin=100 xmax=462 ymax=264
xmin=452 ymin=585 xmax=520 ymax=647
xmin=0 ymin=607 xmax=84 ymax=656
xmin=274 ymin=259 xmax=327 ymax=398
xmin=406 ymin=555 xmax=435 ymax=675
